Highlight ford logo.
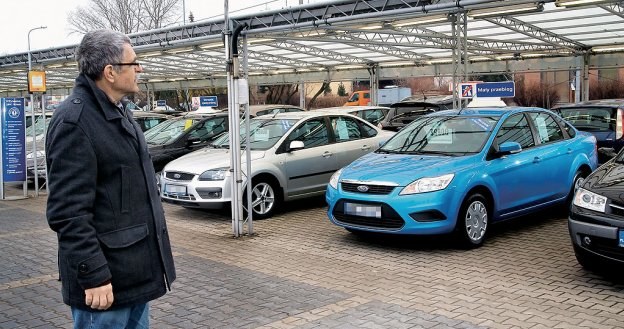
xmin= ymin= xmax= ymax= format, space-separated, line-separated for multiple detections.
xmin=173 ymin=173 xmax=181 ymax=179
xmin=357 ymin=185 xmax=369 ymax=192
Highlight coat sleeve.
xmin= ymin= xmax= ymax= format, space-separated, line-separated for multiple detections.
xmin=46 ymin=121 xmax=111 ymax=289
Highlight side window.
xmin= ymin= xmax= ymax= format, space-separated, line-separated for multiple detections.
xmin=364 ymin=109 xmax=384 ymax=125
xmin=286 ymin=118 xmax=329 ymax=149
xmin=528 ymin=112 xmax=564 ymax=144
xmin=496 ymin=114 xmax=535 ymax=149
xmin=331 ymin=116 xmax=362 ymax=142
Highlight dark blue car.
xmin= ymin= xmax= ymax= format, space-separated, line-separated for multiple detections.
xmin=326 ymin=107 xmax=598 ymax=248
xmin=554 ymin=99 xmax=624 ymax=164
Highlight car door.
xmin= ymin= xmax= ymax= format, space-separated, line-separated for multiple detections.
xmin=487 ymin=113 xmax=546 ymax=216
xmin=279 ymin=117 xmax=339 ymax=197
xmin=527 ymin=111 xmax=571 ymax=200
xmin=328 ymin=115 xmax=378 ymax=168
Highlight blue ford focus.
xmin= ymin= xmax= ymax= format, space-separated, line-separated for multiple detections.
xmin=326 ymin=107 xmax=598 ymax=248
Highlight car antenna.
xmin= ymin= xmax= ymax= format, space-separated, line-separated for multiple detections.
xmin=422 ymin=91 xmax=427 ymax=101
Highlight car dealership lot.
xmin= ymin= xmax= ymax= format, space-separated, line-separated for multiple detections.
xmin=2 ymin=192 xmax=624 ymax=328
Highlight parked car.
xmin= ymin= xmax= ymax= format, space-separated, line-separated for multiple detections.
xmin=131 ymin=111 xmax=172 ymax=132
xmin=145 ymin=113 xmax=229 ymax=172
xmin=318 ymin=106 xmax=390 ymax=126
xmin=326 ymin=107 xmax=598 ymax=248
xmin=554 ymin=99 xmax=624 ymax=164
xmin=248 ymin=104 xmax=304 ymax=117
xmin=378 ymin=96 xmax=454 ymax=131
xmin=160 ymin=111 xmax=393 ymax=219
xmin=569 ymin=150 xmax=624 ymax=271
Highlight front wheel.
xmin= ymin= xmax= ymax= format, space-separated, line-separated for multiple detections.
xmin=455 ymin=193 xmax=489 ymax=249
xmin=243 ymin=179 xmax=280 ymax=220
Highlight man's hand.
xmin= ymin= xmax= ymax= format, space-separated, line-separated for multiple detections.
xmin=85 ymin=283 xmax=114 ymax=310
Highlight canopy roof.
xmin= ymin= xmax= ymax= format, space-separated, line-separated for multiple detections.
xmin=1 ymin=0 xmax=623 ymax=95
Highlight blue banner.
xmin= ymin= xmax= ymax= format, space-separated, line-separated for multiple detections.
xmin=475 ymin=81 xmax=515 ymax=98
xmin=1 ymin=98 xmax=26 ymax=182
xmin=156 ymin=100 xmax=166 ymax=107
xmin=200 ymin=96 xmax=218 ymax=107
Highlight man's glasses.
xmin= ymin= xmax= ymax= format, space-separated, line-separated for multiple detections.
xmin=111 ymin=62 xmax=142 ymax=68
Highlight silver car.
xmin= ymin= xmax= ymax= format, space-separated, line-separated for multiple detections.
xmin=160 ymin=111 xmax=393 ymax=218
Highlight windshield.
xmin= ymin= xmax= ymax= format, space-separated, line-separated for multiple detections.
xmin=558 ymin=107 xmax=615 ymax=132
xmin=379 ymin=115 xmax=498 ymax=155
xmin=25 ymin=116 xmax=51 ymax=137
xmin=144 ymin=117 xmax=202 ymax=145
xmin=213 ymin=118 xmax=298 ymax=150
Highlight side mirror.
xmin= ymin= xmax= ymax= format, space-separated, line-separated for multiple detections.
xmin=288 ymin=140 xmax=305 ymax=152
xmin=498 ymin=141 xmax=522 ymax=156
xmin=187 ymin=137 xmax=201 ymax=147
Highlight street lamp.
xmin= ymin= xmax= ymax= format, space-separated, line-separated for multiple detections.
xmin=27 ymin=25 xmax=47 ymax=197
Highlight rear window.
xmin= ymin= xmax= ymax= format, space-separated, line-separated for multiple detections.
xmin=558 ymin=107 xmax=615 ymax=132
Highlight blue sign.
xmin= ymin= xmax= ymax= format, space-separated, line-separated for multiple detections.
xmin=461 ymin=84 xmax=474 ymax=98
xmin=475 ymin=81 xmax=515 ymax=98
xmin=200 ymin=96 xmax=218 ymax=107
xmin=1 ymin=98 xmax=26 ymax=182
xmin=156 ymin=100 xmax=166 ymax=107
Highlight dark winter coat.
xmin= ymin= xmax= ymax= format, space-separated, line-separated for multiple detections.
xmin=46 ymin=73 xmax=176 ymax=309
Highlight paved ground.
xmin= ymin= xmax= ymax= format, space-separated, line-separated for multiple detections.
xmin=1 ymin=187 xmax=624 ymax=329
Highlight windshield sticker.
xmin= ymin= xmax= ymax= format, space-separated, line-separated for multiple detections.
xmin=336 ymin=119 xmax=349 ymax=140
xmin=471 ymin=118 xmax=493 ymax=131
xmin=430 ymin=127 xmax=453 ymax=144
xmin=184 ymin=119 xmax=194 ymax=131
xmin=254 ymin=128 xmax=270 ymax=142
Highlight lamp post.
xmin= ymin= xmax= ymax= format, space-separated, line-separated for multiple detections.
xmin=27 ymin=25 xmax=47 ymax=197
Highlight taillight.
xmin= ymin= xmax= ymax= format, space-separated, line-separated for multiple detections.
xmin=617 ymin=108 xmax=623 ymax=140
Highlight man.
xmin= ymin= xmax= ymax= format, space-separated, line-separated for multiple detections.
xmin=46 ymin=29 xmax=175 ymax=328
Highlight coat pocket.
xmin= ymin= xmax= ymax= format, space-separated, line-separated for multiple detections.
xmin=98 ymin=223 xmax=153 ymax=290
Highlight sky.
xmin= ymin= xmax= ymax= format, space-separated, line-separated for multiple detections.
xmin=0 ymin=0 xmax=318 ymax=55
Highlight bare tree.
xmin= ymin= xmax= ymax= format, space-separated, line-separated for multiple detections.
xmin=67 ymin=0 xmax=181 ymax=34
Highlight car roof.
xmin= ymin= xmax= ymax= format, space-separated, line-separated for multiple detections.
xmin=432 ymin=106 xmax=548 ymax=117
xmin=254 ymin=110 xmax=362 ymax=120
xmin=394 ymin=95 xmax=454 ymax=105
xmin=316 ymin=106 xmax=391 ymax=112
xmin=554 ymin=99 xmax=624 ymax=109
xmin=248 ymin=104 xmax=304 ymax=115
xmin=131 ymin=111 xmax=172 ymax=118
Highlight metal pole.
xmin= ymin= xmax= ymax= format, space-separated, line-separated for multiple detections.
xmin=28 ymin=26 xmax=47 ymax=198
xmin=183 ymin=0 xmax=186 ymax=25
xmin=242 ymin=34 xmax=253 ymax=236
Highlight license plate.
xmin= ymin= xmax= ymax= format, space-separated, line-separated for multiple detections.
xmin=344 ymin=202 xmax=381 ymax=218
xmin=619 ymin=230 xmax=624 ymax=247
xmin=165 ymin=184 xmax=187 ymax=195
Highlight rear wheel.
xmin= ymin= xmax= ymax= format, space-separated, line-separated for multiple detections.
xmin=565 ymin=170 xmax=587 ymax=215
xmin=243 ymin=179 xmax=280 ymax=220
xmin=455 ymin=193 xmax=489 ymax=249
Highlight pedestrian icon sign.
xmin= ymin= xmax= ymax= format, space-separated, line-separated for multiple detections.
xmin=461 ymin=84 xmax=474 ymax=98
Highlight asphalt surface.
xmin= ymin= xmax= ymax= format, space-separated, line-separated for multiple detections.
xmin=1 ymin=186 xmax=624 ymax=329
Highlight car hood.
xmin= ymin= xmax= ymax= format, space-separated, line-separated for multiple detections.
xmin=341 ymin=152 xmax=477 ymax=186
xmin=163 ymin=148 xmax=266 ymax=174
xmin=583 ymin=160 xmax=624 ymax=201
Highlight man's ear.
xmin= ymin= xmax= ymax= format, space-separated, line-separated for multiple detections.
xmin=102 ymin=65 xmax=116 ymax=83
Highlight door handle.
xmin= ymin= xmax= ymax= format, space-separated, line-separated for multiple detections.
xmin=361 ymin=145 xmax=371 ymax=151
xmin=567 ymin=148 xmax=572 ymax=154
xmin=533 ymin=156 xmax=541 ymax=163
xmin=322 ymin=152 xmax=333 ymax=158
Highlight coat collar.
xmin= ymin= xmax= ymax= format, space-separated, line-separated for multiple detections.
xmin=74 ymin=74 xmax=138 ymax=141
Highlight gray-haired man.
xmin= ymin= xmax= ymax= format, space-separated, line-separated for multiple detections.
xmin=46 ymin=29 xmax=176 ymax=328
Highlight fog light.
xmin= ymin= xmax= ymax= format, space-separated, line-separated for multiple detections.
xmin=583 ymin=236 xmax=591 ymax=245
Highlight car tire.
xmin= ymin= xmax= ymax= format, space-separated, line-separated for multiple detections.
xmin=565 ymin=170 xmax=587 ymax=214
xmin=243 ymin=179 xmax=280 ymax=220
xmin=455 ymin=193 xmax=489 ymax=249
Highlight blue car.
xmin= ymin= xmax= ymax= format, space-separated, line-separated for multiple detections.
xmin=326 ymin=107 xmax=598 ymax=248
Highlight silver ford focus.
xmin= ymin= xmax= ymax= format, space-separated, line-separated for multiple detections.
xmin=160 ymin=111 xmax=393 ymax=219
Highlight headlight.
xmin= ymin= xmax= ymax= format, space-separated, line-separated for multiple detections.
xmin=198 ymin=168 xmax=228 ymax=181
xmin=573 ymin=188 xmax=607 ymax=213
xmin=329 ymin=168 xmax=343 ymax=189
xmin=400 ymin=173 xmax=454 ymax=195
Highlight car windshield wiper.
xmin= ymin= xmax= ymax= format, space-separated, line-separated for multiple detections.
xmin=376 ymin=149 xmax=401 ymax=154
xmin=410 ymin=150 xmax=458 ymax=156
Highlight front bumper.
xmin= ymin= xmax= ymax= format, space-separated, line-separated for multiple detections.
xmin=160 ymin=172 xmax=232 ymax=209
xmin=569 ymin=206 xmax=624 ymax=265
xmin=326 ymin=183 xmax=463 ymax=235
